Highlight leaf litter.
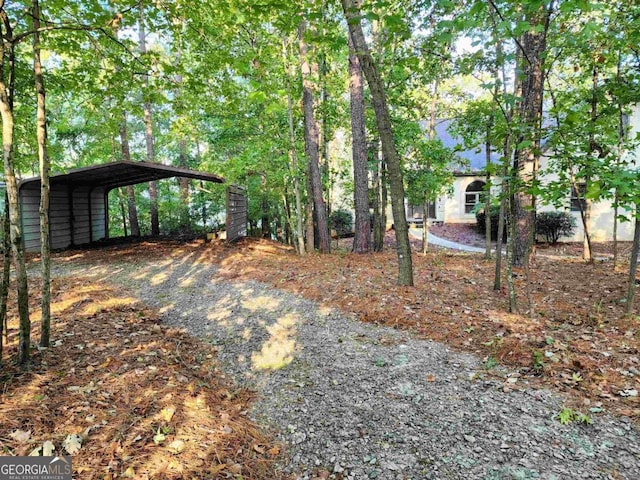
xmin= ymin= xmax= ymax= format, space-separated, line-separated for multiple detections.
xmin=214 ymin=234 xmax=640 ymax=424
xmin=0 ymin=276 xmax=285 ymax=479
xmin=1 ymin=234 xmax=639 ymax=477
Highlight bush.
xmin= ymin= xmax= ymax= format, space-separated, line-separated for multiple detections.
xmin=329 ymin=209 xmax=353 ymax=237
xmin=536 ymin=211 xmax=576 ymax=245
xmin=476 ymin=204 xmax=506 ymax=241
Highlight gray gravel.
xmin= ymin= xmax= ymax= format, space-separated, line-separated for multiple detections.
xmin=55 ymin=252 xmax=640 ymax=480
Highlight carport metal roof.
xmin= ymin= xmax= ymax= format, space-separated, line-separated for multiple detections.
xmin=19 ymin=161 xmax=225 ymax=189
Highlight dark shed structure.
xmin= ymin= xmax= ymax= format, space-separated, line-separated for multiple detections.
xmin=18 ymin=161 xmax=225 ymax=252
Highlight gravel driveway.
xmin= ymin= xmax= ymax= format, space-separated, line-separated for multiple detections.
xmin=54 ymin=249 xmax=640 ymax=480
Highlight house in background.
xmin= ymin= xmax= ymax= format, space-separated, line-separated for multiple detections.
xmin=408 ymin=104 xmax=640 ymax=242
xmin=406 ymin=119 xmax=500 ymax=226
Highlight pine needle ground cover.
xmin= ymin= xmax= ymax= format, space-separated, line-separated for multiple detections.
xmin=0 ymin=276 xmax=284 ymax=479
xmin=0 ymin=234 xmax=638 ymax=478
xmin=218 ymin=237 xmax=640 ymax=423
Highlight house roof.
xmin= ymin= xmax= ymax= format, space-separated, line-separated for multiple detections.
xmin=19 ymin=161 xmax=225 ymax=190
xmin=434 ymin=120 xmax=500 ymax=172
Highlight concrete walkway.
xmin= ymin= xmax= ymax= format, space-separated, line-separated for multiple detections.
xmin=409 ymin=228 xmax=486 ymax=253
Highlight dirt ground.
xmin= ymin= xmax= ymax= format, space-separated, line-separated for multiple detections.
xmin=0 ymin=232 xmax=639 ymax=478
xmin=0 ymin=275 xmax=286 ymax=479
xmin=222 ymin=234 xmax=640 ymax=424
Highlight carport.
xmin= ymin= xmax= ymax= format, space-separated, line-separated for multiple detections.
xmin=18 ymin=161 xmax=226 ymax=252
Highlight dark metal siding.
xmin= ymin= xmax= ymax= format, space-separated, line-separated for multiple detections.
xmin=226 ymin=185 xmax=247 ymax=242
xmin=19 ymin=183 xmax=107 ymax=252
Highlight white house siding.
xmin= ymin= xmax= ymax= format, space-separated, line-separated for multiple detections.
xmin=537 ymin=152 xmax=637 ymax=242
xmin=442 ymin=175 xmax=501 ymax=224
xmin=438 ymin=172 xmax=637 ymax=242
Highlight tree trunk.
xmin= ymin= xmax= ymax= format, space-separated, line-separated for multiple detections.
xmin=0 ymin=26 xmax=30 ymax=364
xmin=261 ymin=172 xmax=270 ymax=238
xmin=372 ymin=145 xmax=383 ymax=252
xmin=422 ymin=202 xmax=428 ymax=254
xmin=484 ymin=131 xmax=492 ymax=260
xmin=506 ymin=181 xmax=518 ymax=313
xmin=614 ymin=57 xmax=624 ymax=270
xmin=284 ymin=58 xmax=305 ymax=253
xmin=305 ymin=172 xmax=315 ymax=253
xmin=626 ymin=204 xmax=640 ymax=315
xmin=511 ymin=6 xmax=552 ymax=267
xmin=380 ymin=157 xmax=388 ymax=236
xmin=341 ymin=0 xmax=413 ymax=285
xmin=33 ymin=0 xmax=51 ymax=347
xmin=494 ymin=177 xmax=507 ymax=291
xmin=0 ymin=198 xmax=8 ymax=363
xmin=118 ymin=188 xmax=128 ymax=236
xmin=299 ymin=20 xmax=330 ymax=253
xmin=348 ymin=34 xmax=370 ymax=253
xmin=319 ymin=54 xmax=331 ymax=215
xmin=139 ymin=6 xmax=159 ymax=235
xmin=119 ymin=112 xmax=140 ymax=236
xmin=424 ymin=79 xmax=438 ymax=255
xmin=178 ymin=139 xmax=190 ymax=230
xmin=613 ymin=202 xmax=618 ymax=269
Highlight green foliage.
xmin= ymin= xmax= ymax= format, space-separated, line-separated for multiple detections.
xmin=531 ymin=350 xmax=545 ymax=374
xmin=403 ymin=139 xmax=456 ymax=210
xmin=475 ymin=204 xmax=506 ymax=241
xmin=555 ymin=407 xmax=592 ymax=426
xmin=536 ymin=212 xmax=577 ymax=245
xmin=329 ymin=209 xmax=353 ymax=237
xmin=483 ymin=356 xmax=498 ymax=370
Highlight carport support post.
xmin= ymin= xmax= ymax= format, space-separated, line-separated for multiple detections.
xmin=104 ymin=189 xmax=110 ymax=239
xmin=88 ymin=187 xmax=94 ymax=242
xmin=68 ymin=186 xmax=75 ymax=246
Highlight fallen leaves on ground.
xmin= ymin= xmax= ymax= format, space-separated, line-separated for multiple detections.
xmin=0 ymin=277 xmax=285 ymax=479
xmin=216 ymin=234 xmax=640 ymax=423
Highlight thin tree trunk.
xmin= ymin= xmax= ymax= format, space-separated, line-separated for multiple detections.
xmin=626 ymin=204 xmax=640 ymax=315
xmin=613 ymin=202 xmax=618 ymax=269
xmin=0 ymin=23 xmax=30 ymax=364
xmin=506 ymin=182 xmax=517 ymax=313
xmin=423 ymin=79 xmax=439 ymax=255
xmin=614 ymin=56 xmax=625 ymax=270
xmin=305 ymin=172 xmax=314 ymax=253
xmin=582 ymin=62 xmax=601 ymax=263
xmin=139 ymin=6 xmax=159 ymax=235
xmin=484 ymin=131 xmax=492 ymax=260
xmin=178 ymin=139 xmax=190 ymax=230
xmin=380 ymin=156 xmax=388 ymax=235
xmin=0 ymin=198 xmax=7 ymax=363
xmin=282 ymin=189 xmax=294 ymax=247
xmin=299 ymin=20 xmax=330 ymax=253
xmin=261 ymin=171 xmax=270 ymax=238
xmin=118 ymin=188 xmax=128 ymax=237
xmin=33 ymin=0 xmax=50 ymax=347
xmin=175 ymin=59 xmax=190 ymax=231
xmin=119 ymin=113 xmax=140 ymax=236
xmin=490 ymin=6 xmax=508 ymax=293
xmin=569 ymin=173 xmax=592 ymax=262
xmin=494 ymin=175 xmax=507 ymax=291
xmin=348 ymin=33 xmax=370 ymax=253
xmin=1 ymin=198 xmax=10 ymax=349
xmin=372 ymin=144 xmax=383 ymax=252
xmin=342 ymin=0 xmax=413 ymax=285
xmin=422 ymin=203 xmax=428 ymax=254
xmin=319 ymin=54 xmax=331 ymax=214
xmin=284 ymin=47 xmax=306 ymax=254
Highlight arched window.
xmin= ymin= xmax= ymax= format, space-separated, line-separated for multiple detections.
xmin=464 ymin=180 xmax=486 ymax=214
